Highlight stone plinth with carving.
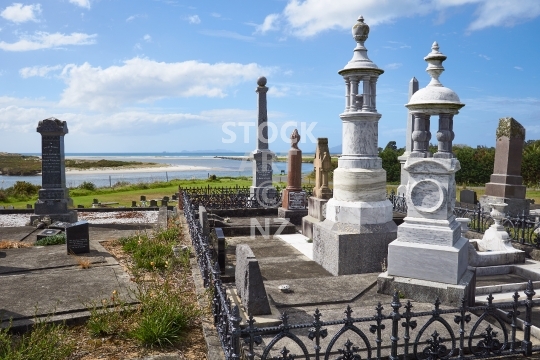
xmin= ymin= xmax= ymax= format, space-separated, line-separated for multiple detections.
xmin=278 ymin=129 xmax=307 ymax=225
xmin=250 ymin=77 xmax=277 ymax=206
xmin=479 ymin=117 xmax=529 ymax=216
xmin=312 ymin=16 xmax=397 ymax=275
xmin=397 ymin=77 xmax=419 ymax=196
xmin=31 ymin=118 xmax=77 ymax=224
xmin=378 ymin=42 xmax=475 ymax=306
xmin=302 ymin=138 xmax=332 ymax=239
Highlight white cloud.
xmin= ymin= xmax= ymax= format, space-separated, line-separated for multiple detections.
xmin=514 ymin=66 xmax=524 ymax=71
xmin=478 ymin=54 xmax=490 ymax=60
xmin=187 ymin=15 xmax=201 ymax=24
xmin=126 ymin=14 xmax=146 ymax=22
xmin=58 ymin=57 xmax=274 ymax=110
xmin=19 ymin=65 xmax=62 ymax=78
xmin=268 ymin=86 xmax=289 ymax=97
xmin=0 ymin=32 xmax=97 ymax=51
xmin=1 ymin=3 xmax=41 ymax=23
xmin=276 ymin=0 xmax=540 ymax=37
xmin=199 ymin=29 xmax=255 ymax=42
xmin=69 ymin=0 xmax=90 ymax=9
xmin=256 ymin=13 xmax=281 ymax=34
xmin=211 ymin=12 xmax=221 ymax=18
xmin=143 ymin=34 xmax=152 ymax=42
xmin=385 ymin=63 xmax=402 ymax=70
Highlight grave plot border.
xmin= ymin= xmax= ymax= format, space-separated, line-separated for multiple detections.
xmin=183 ymin=192 xmax=540 ymax=360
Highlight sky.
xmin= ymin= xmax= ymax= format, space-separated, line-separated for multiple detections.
xmin=0 ymin=0 xmax=539 ymax=154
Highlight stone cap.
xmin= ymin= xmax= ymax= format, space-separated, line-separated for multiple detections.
xmin=37 ymin=117 xmax=68 ymax=135
xmin=339 ymin=16 xmax=383 ymax=74
xmin=407 ymin=42 xmax=464 ymax=114
xmin=496 ymin=117 xmax=525 ymax=140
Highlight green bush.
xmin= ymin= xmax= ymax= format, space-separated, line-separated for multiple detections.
xmin=9 ymin=181 xmax=40 ymax=198
xmin=78 ymin=181 xmax=96 ymax=191
xmin=35 ymin=234 xmax=66 ymax=246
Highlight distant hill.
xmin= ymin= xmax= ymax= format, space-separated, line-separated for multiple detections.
xmin=179 ymin=149 xmax=235 ymax=153
xmin=330 ymin=144 xmax=342 ymax=154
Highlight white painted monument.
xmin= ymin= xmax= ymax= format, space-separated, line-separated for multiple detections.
xmin=312 ymin=16 xmax=397 ymax=275
xmin=379 ymin=42 xmax=475 ymax=305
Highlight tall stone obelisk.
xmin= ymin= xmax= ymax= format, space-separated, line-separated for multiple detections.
xmin=312 ymin=16 xmax=397 ymax=275
xmin=250 ymin=77 xmax=276 ymax=205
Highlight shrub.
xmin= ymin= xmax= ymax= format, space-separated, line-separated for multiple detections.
xmin=9 ymin=181 xmax=40 ymax=198
xmin=35 ymin=234 xmax=66 ymax=246
xmin=0 ymin=190 xmax=7 ymax=202
xmin=78 ymin=181 xmax=96 ymax=191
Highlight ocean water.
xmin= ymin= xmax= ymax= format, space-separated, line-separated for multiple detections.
xmin=0 ymin=152 xmax=315 ymax=188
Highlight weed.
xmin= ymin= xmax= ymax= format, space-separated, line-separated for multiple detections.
xmin=35 ymin=234 xmax=66 ymax=246
xmin=78 ymin=181 xmax=96 ymax=191
xmin=76 ymin=256 xmax=92 ymax=269
xmin=86 ymin=290 xmax=126 ymax=337
xmin=0 ymin=240 xmax=33 ymax=249
xmin=0 ymin=319 xmax=74 ymax=360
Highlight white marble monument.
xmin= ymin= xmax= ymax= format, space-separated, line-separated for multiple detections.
xmin=379 ymin=42 xmax=475 ymax=305
xmin=312 ymin=16 xmax=397 ymax=275
xmin=397 ymin=77 xmax=419 ymax=197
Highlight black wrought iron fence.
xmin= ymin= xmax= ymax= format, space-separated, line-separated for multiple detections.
xmin=181 ymin=184 xmax=316 ymax=209
xmin=183 ymin=192 xmax=540 ymax=360
xmin=387 ymin=191 xmax=540 ymax=247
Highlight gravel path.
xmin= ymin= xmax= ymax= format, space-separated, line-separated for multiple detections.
xmin=0 ymin=211 xmax=158 ymax=227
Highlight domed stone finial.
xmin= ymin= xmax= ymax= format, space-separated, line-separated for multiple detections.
xmin=257 ymin=76 xmax=267 ymax=87
xmin=424 ymin=41 xmax=447 ymax=87
xmin=352 ymin=15 xmax=369 ymax=43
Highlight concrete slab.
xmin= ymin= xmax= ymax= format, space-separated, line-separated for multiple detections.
xmin=276 ymin=233 xmax=313 ymax=260
xmin=265 ymin=273 xmax=379 ymax=307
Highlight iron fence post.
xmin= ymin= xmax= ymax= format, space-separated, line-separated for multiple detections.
xmin=389 ymin=292 xmax=402 ymax=360
xmin=522 ymin=280 xmax=535 ymax=356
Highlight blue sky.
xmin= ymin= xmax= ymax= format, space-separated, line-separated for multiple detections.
xmin=0 ymin=0 xmax=539 ymax=154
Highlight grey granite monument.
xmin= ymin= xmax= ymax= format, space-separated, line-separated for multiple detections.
xmin=312 ymin=16 xmax=397 ymax=275
xmin=250 ymin=77 xmax=276 ymax=206
xmin=235 ymin=244 xmax=271 ymax=316
xmin=302 ymin=138 xmax=332 ymax=239
xmin=397 ymin=77 xmax=419 ymax=196
xmin=31 ymin=118 xmax=77 ymax=224
xmin=379 ymin=42 xmax=475 ymax=305
xmin=479 ymin=117 xmax=529 ymax=216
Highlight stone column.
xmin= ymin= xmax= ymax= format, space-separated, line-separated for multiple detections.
xmin=250 ymin=77 xmax=276 ymax=205
xmin=312 ymin=16 xmax=397 ymax=275
xmin=480 ymin=117 xmax=529 ymax=216
xmin=32 ymin=118 xmax=77 ymax=224
xmin=397 ymin=77 xmax=419 ymax=196
xmin=279 ymin=129 xmax=307 ymax=225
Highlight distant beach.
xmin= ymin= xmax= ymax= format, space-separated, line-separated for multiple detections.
xmin=0 ymin=152 xmax=314 ymax=188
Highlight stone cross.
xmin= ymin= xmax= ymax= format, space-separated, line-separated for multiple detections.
xmin=314 ymin=138 xmax=332 ymax=199
xmin=32 ymin=118 xmax=77 ymax=224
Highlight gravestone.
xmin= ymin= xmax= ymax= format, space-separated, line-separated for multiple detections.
xmin=149 ymin=200 xmax=158 ymax=207
xmin=235 ymin=244 xmax=271 ymax=316
xmin=66 ymin=220 xmax=90 ymax=254
xmin=460 ymin=189 xmax=477 ymax=205
xmin=31 ymin=118 xmax=77 ymax=224
xmin=199 ymin=206 xmax=209 ymax=238
xmin=161 ymin=199 xmax=168 ymax=207
xmin=36 ymin=228 xmax=62 ymax=241
xmin=479 ymin=117 xmax=529 ymax=216
xmin=302 ymin=138 xmax=332 ymax=239
xmin=211 ymin=228 xmax=226 ymax=274
xmin=250 ymin=77 xmax=277 ymax=206
xmin=380 ymin=42 xmax=474 ymax=305
xmin=131 ymin=201 xmax=137 ymax=207
xmin=397 ymin=77 xmax=420 ymax=196
xmin=49 ymin=221 xmax=71 ymax=230
xmin=26 ymin=204 xmax=32 ymax=209
xmin=312 ymin=16 xmax=397 ymax=275
xmin=278 ymin=129 xmax=308 ymax=225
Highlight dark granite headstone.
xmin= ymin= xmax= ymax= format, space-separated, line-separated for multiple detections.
xmin=149 ymin=200 xmax=158 ymax=207
xmin=36 ymin=229 xmax=62 ymax=241
xmin=26 ymin=204 xmax=32 ymax=209
xmin=140 ymin=195 xmax=146 ymax=201
xmin=131 ymin=201 xmax=137 ymax=207
xmin=66 ymin=221 xmax=90 ymax=254
xmin=161 ymin=200 xmax=168 ymax=207
xmin=211 ymin=228 xmax=226 ymax=274
xmin=92 ymin=199 xmax=99 ymax=204
xmin=77 ymin=205 xmax=84 ymax=208
xmin=460 ymin=189 xmax=477 ymax=204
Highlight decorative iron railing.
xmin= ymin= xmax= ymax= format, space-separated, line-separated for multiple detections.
xmin=180 ymin=184 xmax=316 ymax=209
xmin=183 ymin=192 xmax=540 ymax=360
xmin=387 ymin=191 xmax=540 ymax=247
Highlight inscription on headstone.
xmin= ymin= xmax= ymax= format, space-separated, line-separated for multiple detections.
xmin=66 ymin=221 xmax=90 ymax=254
xmin=41 ymin=136 xmax=62 ymax=188
xmin=36 ymin=229 xmax=62 ymax=241
xmin=288 ymin=191 xmax=306 ymax=209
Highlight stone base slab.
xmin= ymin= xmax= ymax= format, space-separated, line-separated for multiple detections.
xmin=387 ymin=237 xmax=469 ymax=284
xmin=301 ymin=215 xmax=318 ymax=240
xmin=479 ymin=195 xmax=531 ymax=216
xmin=278 ymin=207 xmax=308 ymax=226
xmin=313 ymin=218 xmax=397 ymax=275
xmin=325 ymin=198 xmax=393 ymax=226
xmin=30 ymin=211 xmax=77 ymax=225
xmin=377 ymin=268 xmax=476 ymax=306
xmin=485 ymin=182 xmax=526 ymax=200
xmin=307 ymin=197 xmax=328 ymax=220
xmin=398 ymin=218 xmax=461 ymax=247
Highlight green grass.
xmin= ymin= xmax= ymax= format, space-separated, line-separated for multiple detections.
xmin=0 ymin=320 xmax=74 ymax=360
xmin=35 ymin=234 xmax=66 ymax=246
